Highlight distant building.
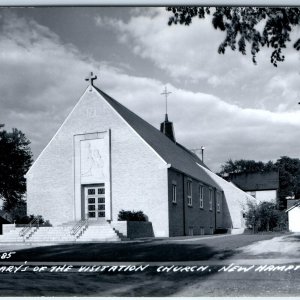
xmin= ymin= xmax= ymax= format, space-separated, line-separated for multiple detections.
xmin=286 ymin=200 xmax=300 ymax=232
xmin=229 ymin=171 xmax=279 ymax=203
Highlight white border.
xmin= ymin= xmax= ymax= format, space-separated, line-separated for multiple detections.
xmin=0 ymin=0 xmax=299 ymax=6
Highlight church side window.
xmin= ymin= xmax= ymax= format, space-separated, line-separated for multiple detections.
xmin=187 ymin=180 xmax=192 ymax=206
xmin=199 ymin=185 xmax=204 ymax=209
xmin=209 ymin=189 xmax=213 ymax=211
xmin=217 ymin=192 xmax=221 ymax=213
xmin=172 ymin=184 xmax=177 ymax=204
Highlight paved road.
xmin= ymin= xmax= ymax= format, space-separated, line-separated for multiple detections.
xmin=0 ymin=232 xmax=299 ymax=296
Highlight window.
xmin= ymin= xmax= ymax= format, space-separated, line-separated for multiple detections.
xmin=188 ymin=227 xmax=194 ymax=236
xmin=172 ymin=184 xmax=177 ymax=204
xmin=217 ymin=192 xmax=221 ymax=213
xmin=200 ymin=227 xmax=205 ymax=235
xmin=187 ymin=180 xmax=192 ymax=206
xmin=199 ymin=185 xmax=204 ymax=209
xmin=209 ymin=189 xmax=213 ymax=211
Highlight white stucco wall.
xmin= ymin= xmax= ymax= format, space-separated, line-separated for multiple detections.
xmin=199 ymin=165 xmax=257 ymax=229
xmin=288 ymin=207 xmax=300 ymax=232
xmin=246 ymin=190 xmax=277 ymax=203
xmin=26 ymin=86 xmax=169 ymax=237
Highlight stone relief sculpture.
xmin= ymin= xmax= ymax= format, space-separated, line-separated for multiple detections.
xmin=81 ymin=140 xmax=105 ymax=179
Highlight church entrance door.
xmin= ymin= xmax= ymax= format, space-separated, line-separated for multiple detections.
xmin=84 ymin=184 xmax=105 ymax=220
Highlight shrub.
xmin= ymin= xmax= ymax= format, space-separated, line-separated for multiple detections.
xmin=15 ymin=214 xmax=52 ymax=227
xmin=118 ymin=210 xmax=147 ymax=221
xmin=245 ymin=201 xmax=287 ymax=232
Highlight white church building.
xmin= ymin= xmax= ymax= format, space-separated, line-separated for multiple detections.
xmin=17 ymin=74 xmax=256 ymax=241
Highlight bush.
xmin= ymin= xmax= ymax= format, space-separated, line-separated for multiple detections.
xmin=118 ymin=210 xmax=147 ymax=221
xmin=245 ymin=201 xmax=287 ymax=232
xmin=15 ymin=214 xmax=52 ymax=227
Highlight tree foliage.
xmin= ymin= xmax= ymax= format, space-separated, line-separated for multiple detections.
xmin=166 ymin=7 xmax=300 ymax=66
xmin=0 ymin=125 xmax=33 ymax=211
xmin=218 ymin=158 xmax=276 ymax=176
xmin=245 ymin=201 xmax=287 ymax=232
xmin=219 ymin=157 xmax=300 ymax=209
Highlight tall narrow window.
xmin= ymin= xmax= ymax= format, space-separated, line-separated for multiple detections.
xmin=209 ymin=189 xmax=213 ymax=211
xmin=187 ymin=180 xmax=192 ymax=206
xmin=172 ymin=184 xmax=177 ymax=204
xmin=217 ymin=192 xmax=221 ymax=212
xmin=199 ymin=185 xmax=204 ymax=209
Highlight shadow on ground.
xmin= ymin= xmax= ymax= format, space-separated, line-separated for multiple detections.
xmin=11 ymin=241 xmax=235 ymax=262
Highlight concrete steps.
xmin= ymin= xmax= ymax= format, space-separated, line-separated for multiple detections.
xmin=28 ymin=226 xmax=75 ymax=242
xmin=0 ymin=228 xmax=27 ymax=243
xmin=0 ymin=221 xmax=121 ymax=243
xmin=77 ymin=223 xmax=120 ymax=242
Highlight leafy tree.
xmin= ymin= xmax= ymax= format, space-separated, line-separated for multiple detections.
xmin=218 ymin=158 xmax=276 ymax=177
xmin=245 ymin=201 xmax=287 ymax=232
xmin=166 ymin=7 xmax=300 ymax=66
xmin=275 ymin=156 xmax=300 ymax=206
xmin=219 ymin=157 xmax=300 ymax=209
xmin=0 ymin=125 xmax=33 ymax=212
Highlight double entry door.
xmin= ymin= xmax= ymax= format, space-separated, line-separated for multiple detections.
xmin=84 ymin=184 xmax=105 ymax=220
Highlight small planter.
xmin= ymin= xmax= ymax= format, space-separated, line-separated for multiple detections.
xmin=111 ymin=221 xmax=154 ymax=239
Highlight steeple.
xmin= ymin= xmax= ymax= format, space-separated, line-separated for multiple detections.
xmin=160 ymin=86 xmax=176 ymax=142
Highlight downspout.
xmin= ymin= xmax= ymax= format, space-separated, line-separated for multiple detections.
xmin=182 ymin=174 xmax=186 ymax=236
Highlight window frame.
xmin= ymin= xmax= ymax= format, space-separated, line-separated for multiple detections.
xmin=187 ymin=179 xmax=193 ymax=207
xmin=199 ymin=185 xmax=204 ymax=209
xmin=209 ymin=188 xmax=213 ymax=211
xmin=172 ymin=183 xmax=177 ymax=204
xmin=216 ymin=192 xmax=221 ymax=213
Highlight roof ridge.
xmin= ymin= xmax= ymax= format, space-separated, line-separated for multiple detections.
xmin=93 ymin=85 xmax=220 ymax=189
xmin=94 ymin=86 xmax=208 ymax=169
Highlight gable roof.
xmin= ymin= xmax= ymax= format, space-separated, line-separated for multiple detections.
xmin=229 ymin=171 xmax=279 ymax=191
xmin=95 ymin=86 xmax=222 ymax=190
xmin=286 ymin=200 xmax=300 ymax=212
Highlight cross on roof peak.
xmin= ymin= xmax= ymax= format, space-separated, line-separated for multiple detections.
xmin=161 ymin=86 xmax=172 ymax=116
xmin=85 ymin=72 xmax=97 ymax=86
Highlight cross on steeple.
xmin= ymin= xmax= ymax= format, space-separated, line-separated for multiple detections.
xmin=85 ymin=72 xmax=97 ymax=87
xmin=161 ymin=86 xmax=172 ymax=116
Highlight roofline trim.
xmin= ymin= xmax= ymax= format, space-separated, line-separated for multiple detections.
xmin=169 ymin=165 xmax=221 ymax=190
xmin=286 ymin=202 xmax=300 ymax=212
xmin=94 ymin=87 xmax=167 ymax=166
xmin=26 ymin=86 xmax=91 ymax=175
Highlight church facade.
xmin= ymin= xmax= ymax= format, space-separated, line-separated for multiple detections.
xmin=26 ymin=79 xmax=255 ymax=237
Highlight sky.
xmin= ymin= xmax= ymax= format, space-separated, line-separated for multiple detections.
xmin=1 ymin=7 xmax=300 ymax=172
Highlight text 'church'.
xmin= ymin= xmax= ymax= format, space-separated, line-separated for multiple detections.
xmin=25 ymin=75 xmax=256 ymax=238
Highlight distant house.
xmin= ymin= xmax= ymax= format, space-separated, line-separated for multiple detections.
xmin=229 ymin=171 xmax=279 ymax=203
xmin=0 ymin=211 xmax=12 ymax=235
xmin=286 ymin=200 xmax=300 ymax=232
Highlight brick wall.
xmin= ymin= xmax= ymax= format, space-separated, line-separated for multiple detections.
xmin=168 ymin=169 xmax=217 ymax=236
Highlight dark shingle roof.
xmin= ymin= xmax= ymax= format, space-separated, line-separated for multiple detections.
xmin=95 ymin=87 xmax=221 ymax=190
xmin=286 ymin=200 xmax=300 ymax=212
xmin=230 ymin=171 xmax=279 ymax=191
